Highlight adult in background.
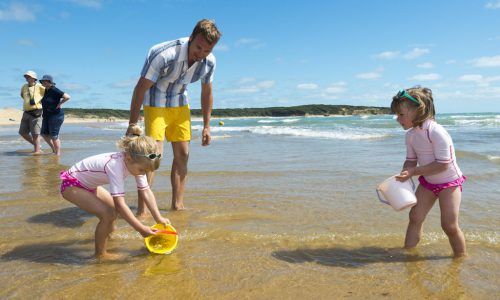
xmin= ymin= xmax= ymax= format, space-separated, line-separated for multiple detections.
xmin=39 ymin=75 xmax=70 ymax=156
xmin=19 ymin=70 xmax=45 ymax=154
xmin=126 ymin=19 xmax=221 ymax=211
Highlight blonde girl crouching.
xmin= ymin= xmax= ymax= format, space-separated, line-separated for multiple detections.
xmin=60 ymin=125 xmax=169 ymax=260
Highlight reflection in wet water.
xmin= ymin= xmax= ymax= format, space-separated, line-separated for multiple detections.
xmin=0 ymin=123 xmax=498 ymax=299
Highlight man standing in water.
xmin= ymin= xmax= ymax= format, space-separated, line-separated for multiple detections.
xmin=127 ymin=19 xmax=221 ymax=211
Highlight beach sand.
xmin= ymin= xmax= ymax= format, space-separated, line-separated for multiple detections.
xmin=0 ymin=114 xmax=498 ymax=299
xmin=0 ymin=108 xmax=127 ymax=126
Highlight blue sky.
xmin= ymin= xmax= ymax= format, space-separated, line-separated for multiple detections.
xmin=1 ymin=0 xmax=500 ymax=113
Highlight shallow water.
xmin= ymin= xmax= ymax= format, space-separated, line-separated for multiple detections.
xmin=0 ymin=114 xmax=499 ymax=299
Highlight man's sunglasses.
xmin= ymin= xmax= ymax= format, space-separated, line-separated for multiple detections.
xmin=134 ymin=153 xmax=162 ymax=159
xmin=397 ymin=90 xmax=419 ymax=105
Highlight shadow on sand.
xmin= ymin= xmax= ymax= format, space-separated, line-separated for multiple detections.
xmin=1 ymin=240 xmax=94 ymax=265
xmin=272 ymin=246 xmax=449 ymax=268
xmin=27 ymin=207 xmax=93 ymax=228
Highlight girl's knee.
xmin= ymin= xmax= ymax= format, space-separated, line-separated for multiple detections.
xmin=441 ymin=222 xmax=460 ymax=236
xmin=98 ymin=207 xmax=117 ymax=223
xmin=408 ymin=210 xmax=425 ymax=225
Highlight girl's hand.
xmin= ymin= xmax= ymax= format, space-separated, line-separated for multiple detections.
xmin=139 ymin=225 xmax=157 ymax=238
xmin=156 ymin=217 xmax=171 ymax=227
xmin=396 ymin=167 xmax=415 ymax=182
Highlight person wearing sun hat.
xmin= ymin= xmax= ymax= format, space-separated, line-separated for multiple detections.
xmin=19 ymin=70 xmax=45 ymax=154
xmin=39 ymin=74 xmax=71 ymax=156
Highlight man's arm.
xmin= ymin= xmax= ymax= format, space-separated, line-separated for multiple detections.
xmin=200 ymin=82 xmax=213 ymax=146
xmin=127 ymin=77 xmax=154 ymax=134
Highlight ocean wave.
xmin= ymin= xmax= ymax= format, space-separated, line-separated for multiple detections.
xmin=194 ymin=124 xmax=390 ymax=140
xmin=451 ymin=119 xmax=500 ymax=126
xmin=448 ymin=114 xmax=500 ymax=119
xmin=456 ymin=150 xmax=500 ymax=164
xmin=257 ymin=118 xmax=300 ymax=124
xmin=251 ymin=126 xmax=388 ymax=140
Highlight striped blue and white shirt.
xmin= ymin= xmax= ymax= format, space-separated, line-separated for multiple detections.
xmin=140 ymin=37 xmax=216 ymax=108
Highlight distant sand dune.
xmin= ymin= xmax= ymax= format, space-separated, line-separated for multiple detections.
xmin=0 ymin=108 xmax=127 ymax=126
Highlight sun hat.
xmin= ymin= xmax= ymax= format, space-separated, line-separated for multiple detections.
xmin=40 ymin=74 xmax=55 ymax=84
xmin=24 ymin=70 xmax=37 ymax=80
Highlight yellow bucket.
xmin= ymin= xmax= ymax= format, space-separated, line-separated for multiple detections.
xmin=144 ymin=224 xmax=178 ymax=254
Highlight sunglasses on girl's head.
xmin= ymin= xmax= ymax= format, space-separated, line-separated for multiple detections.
xmin=134 ymin=153 xmax=162 ymax=159
xmin=397 ymin=90 xmax=419 ymax=105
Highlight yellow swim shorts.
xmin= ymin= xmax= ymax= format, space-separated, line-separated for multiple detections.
xmin=144 ymin=105 xmax=191 ymax=142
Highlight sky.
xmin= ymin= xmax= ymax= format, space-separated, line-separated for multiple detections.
xmin=1 ymin=0 xmax=500 ymax=113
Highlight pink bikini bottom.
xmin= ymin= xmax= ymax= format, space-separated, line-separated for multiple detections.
xmin=60 ymin=171 xmax=96 ymax=194
xmin=418 ymin=175 xmax=466 ymax=196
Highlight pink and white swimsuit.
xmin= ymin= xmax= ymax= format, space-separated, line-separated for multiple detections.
xmin=405 ymin=119 xmax=465 ymax=195
xmin=60 ymin=152 xmax=149 ymax=196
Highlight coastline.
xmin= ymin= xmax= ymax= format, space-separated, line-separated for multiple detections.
xmin=0 ymin=108 xmax=128 ymax=126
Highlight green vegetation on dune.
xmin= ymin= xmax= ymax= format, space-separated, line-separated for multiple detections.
xmin=64 ymin=108 xmax=131 ymax=119
xmin=65 ymin=104 xmax=391 ymax=119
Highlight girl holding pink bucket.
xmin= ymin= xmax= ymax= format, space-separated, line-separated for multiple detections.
xmin=391 ymin=86 xmax=467 ymax=258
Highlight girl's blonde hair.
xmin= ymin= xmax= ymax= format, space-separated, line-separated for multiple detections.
xmin=117 ymin=125 xmax=160 ymax=171
xmin=391 ymin=86 xmax=435 ymax=127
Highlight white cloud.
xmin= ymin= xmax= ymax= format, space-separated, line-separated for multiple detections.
xmin=417 ymin=62 xmax=434 ymax=69
xmin=324 ymin=82 xmax=347 ymax=94
xmin=226 ymin=78 xmax=275 ymax=94
xmin=17 ymin=39 xmax=34 ymax=47
xmin=458 ymin=74 xmax=500 ymax=86
xmin=402 ymin=48 xmax=430 ymax=60
xmin=375 ymin=48 xmax=430 ymax=60
xmin=485 ymin=1 xmax=500 ymax=9
xmin=66 ymin=0 xmax=102 ymax=9
xmin=458 ymin=74 xmax=483 ymax=81
xmin=297 ymin=83 xmax=319 ymax=90
xmin=237 ymin=77 xmax=256 ymax=85
xmin=235 ymin=38 xmax=265 ymax=49
xmin=469 ymin=55 xmax=500 ymax=67
xmin=0 ymin=3 xmax=36 ymax=22
xmin=214 ymin=43 xmax=229 ymax=52
xmin=109 ymin=78 xmax=137 ymax=89
xmin=64 ymin=83 xmax=88 ymax=91
xmin=376 ymin=51 xmax=400 ymax=59
xmin=356 ymin=72 xmax=381 ymax=80
xmin=257 ymin=80 xmax=275 ymax=89
xmin=409 ymin=73 xmax=441 ymax=81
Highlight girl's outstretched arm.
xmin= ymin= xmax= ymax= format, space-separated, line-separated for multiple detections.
xmin=113 ymin=196 xmax=157 ymax=237
xmin=138 ymin=189 xmax=170 ymax=226
xmin=397 ymin=161 xmax=448 ymax=181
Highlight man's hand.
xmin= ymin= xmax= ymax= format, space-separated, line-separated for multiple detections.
xmin=202 ymin=127 xmax=211 ymax=146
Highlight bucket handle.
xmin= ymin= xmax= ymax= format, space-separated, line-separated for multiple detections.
xmin=376 ymin=177 xmax=416 ymax=205
xmin=409 ymin=177 xmax=416 ymax=191
xmin=156 ymin=230 xmax=177 ymax=235
xmin=376 ymin=189 xmax=390 ymax=205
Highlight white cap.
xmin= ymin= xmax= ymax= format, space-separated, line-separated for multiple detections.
xmin=24 ymin=70 xmax=38 ymax=80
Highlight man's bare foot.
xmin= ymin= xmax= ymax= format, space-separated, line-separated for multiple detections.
xmin=96 ymin=252 xmax=126 ymax=261
xmin=171 ymin=205 xmax=186 ymax=211
xmin=31 ymin=150 xmax=43 ymax=155
xmin=453 ymin=252 xmax=468 ymax=260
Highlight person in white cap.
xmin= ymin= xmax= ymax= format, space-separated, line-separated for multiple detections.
xmin=19 ymin=70 xmax=45 ymax=154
